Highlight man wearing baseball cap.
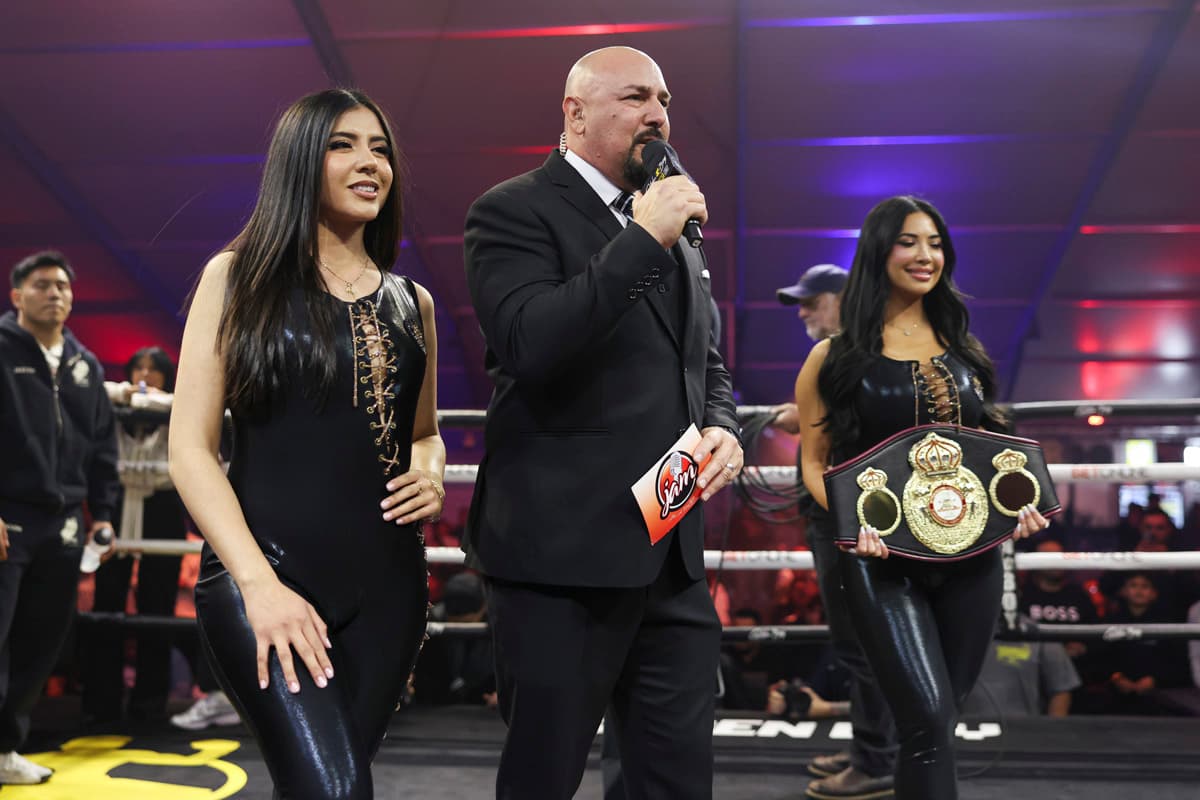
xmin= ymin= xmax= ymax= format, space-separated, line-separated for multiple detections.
xmin=770 ymin=264 xmax=847 ymax=435
xmin=775 ymin=263 xmax=898 ymax=799
xmin=776 ymin=263 xmax=848 ymax=345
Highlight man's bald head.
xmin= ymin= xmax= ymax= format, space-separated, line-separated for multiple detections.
xmin=561 ymin=46 xmax=671 ymax=191
xmin=564 ymin=46 xmax=659 ymax=99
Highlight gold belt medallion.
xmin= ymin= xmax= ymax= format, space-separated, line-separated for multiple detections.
xmin=901 ymin=432 xmax=987 ymax=555
xmin=854 ymin=467 xmax=902 ymax=536
xmin=988 ymin=448 xmax=1041 ymax=517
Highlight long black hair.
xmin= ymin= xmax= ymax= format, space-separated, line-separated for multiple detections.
xmin=125 ymin=346 xmax=177 ymax=392
xmin=216 ymin=89 xmax=405 ymax=417
xmin=818 ymin=195 xmax=1006 ymax=452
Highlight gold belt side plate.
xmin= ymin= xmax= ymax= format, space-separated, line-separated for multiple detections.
xmin=902 ymin=432 xmax=988 ymax=555
xmin=988 ymin=448 xmax=1041 ymax=517
xmin=854 ymin=467 xmax=902 ymax=536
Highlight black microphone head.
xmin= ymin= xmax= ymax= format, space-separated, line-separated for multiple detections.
xmin=640 ymin=139 xmax=671 ymax=168
xmin=639 ymin=139 xmax=684 ymax=189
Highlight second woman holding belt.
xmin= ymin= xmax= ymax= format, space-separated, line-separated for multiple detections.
xmin=794 ymin=195 xmax=1049 ymax=800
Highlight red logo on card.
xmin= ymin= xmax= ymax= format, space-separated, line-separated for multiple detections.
xmin=655 ymin=451 xmax=700 ymax=520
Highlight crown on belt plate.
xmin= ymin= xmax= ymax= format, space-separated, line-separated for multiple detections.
xmin=909 ymin=432 xmax=962 ymax=477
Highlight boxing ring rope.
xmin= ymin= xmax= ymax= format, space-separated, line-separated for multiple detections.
xmin=739 ymin=398 xmax=1200 ymax=420
xmin=94 ymin=400 xmax=1200 ymax=644
xmin=724 ymin=463 xmax=1200 ymax=485
xmin=111 ymin=457 xmax=1200 ymax=570
xmin=75 ymin=610 xmax=1200 ymax=643
xmin=129 ymin=397 xmax=1200 ymax=430
xmin=110 ymin=540 xmax=1200 ymax=573
xmin=93 ymin=479 xmax=1200 ymax=643
xmin=117 ymin=461 xmax=1200 ymax=489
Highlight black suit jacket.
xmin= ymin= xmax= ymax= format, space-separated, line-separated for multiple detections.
xmin=463 ymin=151 xmax=738 ymax=587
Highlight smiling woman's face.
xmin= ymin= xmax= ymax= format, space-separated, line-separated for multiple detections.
xmin=885 ymin=212 xmax=944 ymax=299
xmin=319 ymin=105 xmax=394 ymax=227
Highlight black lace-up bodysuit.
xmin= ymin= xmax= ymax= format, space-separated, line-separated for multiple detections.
xmin=836 ymin=348 xmax=1004 ymax=799
xmin=195 ymin=272 xmax=430 ymax=799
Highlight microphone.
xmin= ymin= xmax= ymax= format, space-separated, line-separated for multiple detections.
xmin=639 ymin=140 xmax=703 ymax=248
xmin=80 ymin=525 xmax=115 ymax=574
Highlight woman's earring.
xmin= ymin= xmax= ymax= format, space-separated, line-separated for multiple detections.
xmin=558 ymin=131 xmax=567 ymax=155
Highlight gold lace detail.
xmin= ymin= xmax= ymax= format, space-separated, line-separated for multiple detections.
xmin=404 ymin=316 xmax=426 ymax=352
xmin=348 ymin=299 xmax=403 ymax=477
xmin=911 ymin=356 xmax=962 ymax=426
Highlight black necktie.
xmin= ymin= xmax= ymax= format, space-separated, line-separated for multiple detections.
xmin=613 ymin=192 xmax=634 ymax=222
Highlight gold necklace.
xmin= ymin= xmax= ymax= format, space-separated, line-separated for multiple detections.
xmin=888 ymin=318 xmax=922 ymax=337
xmin=319 ymin=256 xmax=369 ymax=298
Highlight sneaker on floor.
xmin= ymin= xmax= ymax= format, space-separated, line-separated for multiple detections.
xmin=169 ymin=691 xmax=241 ymax=730
xmin=806 ymin=765 xmax=894 ymax=800
xmin=808 ymin=750 xmax=852 ymax=778
xmin=27 ymin=755 xmax=52 ymax=779
xmin=0 ymin=751 xmax=51 ymax=785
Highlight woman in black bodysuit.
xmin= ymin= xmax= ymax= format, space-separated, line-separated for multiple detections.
xmin=794 ymin=196 xmax=1049 ymax=799
xmin=170 ymin=89 xmax=444 ymax=800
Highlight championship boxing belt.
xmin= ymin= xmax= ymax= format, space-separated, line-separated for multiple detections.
xmin=824 ymin=424 xmax=1061 ymax=561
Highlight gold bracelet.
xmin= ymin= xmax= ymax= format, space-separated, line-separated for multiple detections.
xmin=429 ymin=478 xmax=445 ymax=502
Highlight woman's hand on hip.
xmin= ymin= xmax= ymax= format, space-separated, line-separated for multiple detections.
xmin=381 ymin=469 xmax=445 ymax=524
xmin=1012 ymin=503 xmax=1050 ymax=540
xmin=240 ymin=576 xmax=333 ymax=693
xmin=854 ymin=525 xmax=889 ymax=559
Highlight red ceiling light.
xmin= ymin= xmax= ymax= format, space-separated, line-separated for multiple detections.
xmin=442 ymin=21 xmax=709 ymax=39
xmin=1087 ymin=414 xmax=1106 ymax=427
xmin=1078 ymin=224 xmax=1200 ymax=235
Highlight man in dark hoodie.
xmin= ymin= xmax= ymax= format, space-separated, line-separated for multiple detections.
xmin=0 ymin=250 xmax=119 ymax=785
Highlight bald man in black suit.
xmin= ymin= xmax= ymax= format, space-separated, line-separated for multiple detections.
xmin=463 ymin=46 xmax=742 ymax=800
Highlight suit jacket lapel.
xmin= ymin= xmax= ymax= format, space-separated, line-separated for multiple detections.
xmin=542 ymin=152 xmax=689 ymax=352
xmin=677 ymin=240 xmax=705 ymax=358
xmin=544 ymin=152 xmax=624 ymax=241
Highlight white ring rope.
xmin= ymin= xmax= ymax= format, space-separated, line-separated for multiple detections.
xmin=738 ymin=398 xmax=1200 ymax=419
xmin=119 ymin=461 xmax=1200 ymax=484
xmin=733 ymin=464 xmax=1200 ymax=485
xmin=103 ymin=400 xmax=1200 ymax=646
xmin=77 ymin=610 xmax=1200 ymax=642
xmin=116 ymin=433 xmax=1200 ymax=568
xmin=111 ymin=540 xmax=1200 ymax=571
xmin=115 ymin=397 xmax=1200 ymax=429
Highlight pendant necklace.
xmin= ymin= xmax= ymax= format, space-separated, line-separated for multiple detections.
xmin=320 ymin=256 xmax=369 ymax=298
xmin=889 ymin=319 xmax=921 ymax=337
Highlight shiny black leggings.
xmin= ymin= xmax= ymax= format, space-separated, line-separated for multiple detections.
xmin=195 ymin=537 xmax=428 ymax=800
xmin=841 ymin=548 xmax=1002 ymax=800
